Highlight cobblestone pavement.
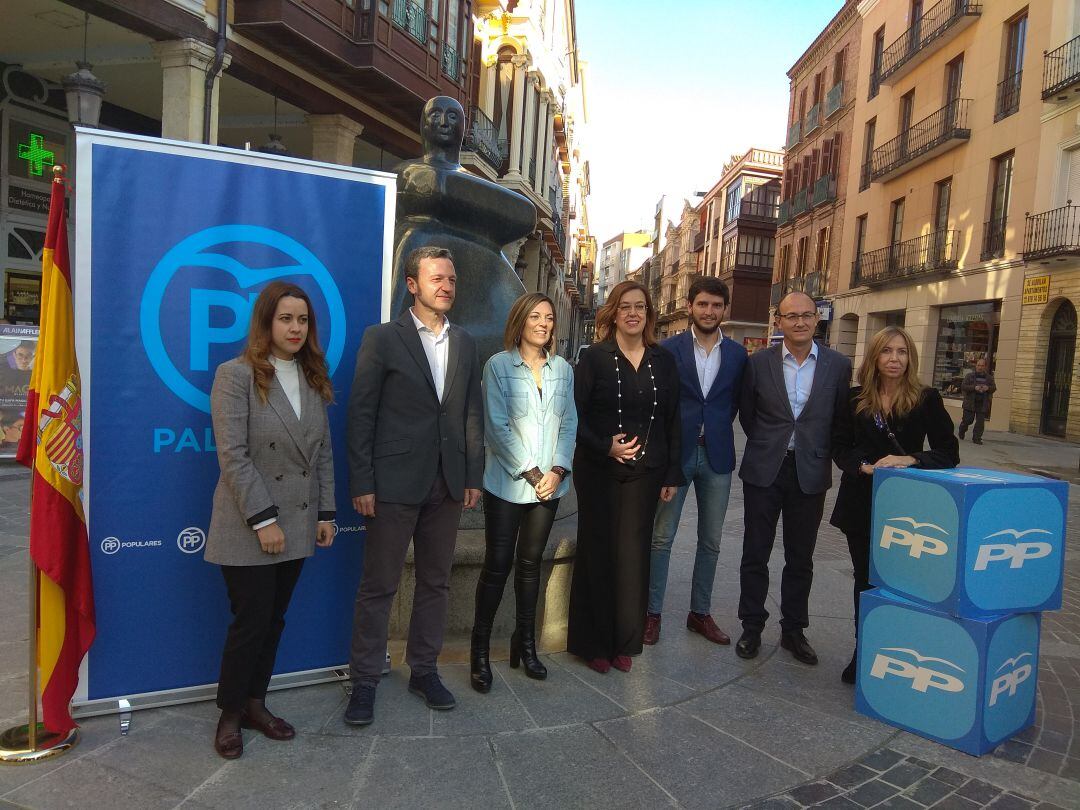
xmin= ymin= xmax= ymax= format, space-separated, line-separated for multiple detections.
xmin=0 ymin=428 xmax=1078 ymax=809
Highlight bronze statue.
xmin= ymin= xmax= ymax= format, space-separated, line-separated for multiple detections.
xmin=390 ymin=96 xmax=537 ymax=362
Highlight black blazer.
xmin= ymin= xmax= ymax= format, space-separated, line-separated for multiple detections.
xmin=574 ymin=340 xmax=684 ymax=487
xmin=829 ymin=385 xmax=959 ymax=535
xmin=347 ymin=311 xmax=484 ymax=505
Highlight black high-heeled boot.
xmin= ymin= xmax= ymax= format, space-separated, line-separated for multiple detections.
xmin=470 ymin=627 xmax=493 ymax=693
xmin=510 ymin=550 xmax=547 ymax=679
xmin=510 ymin=624 xmax=547 ymax=679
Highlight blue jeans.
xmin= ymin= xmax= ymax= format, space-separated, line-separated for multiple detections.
xmin=648 ymin=445 xmax=732 ymax=615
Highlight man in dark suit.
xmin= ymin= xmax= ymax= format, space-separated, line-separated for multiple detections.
xmin=735 ymin=292 xmax=851 ymax=665
xmin=344 ymin=246 xmax=484 ymax=725
xmin=645 ymin=277 xmax=747 ymax=646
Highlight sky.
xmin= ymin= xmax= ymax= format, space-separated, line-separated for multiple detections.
xmin=574 ymin=0 xmax=845 ymax=244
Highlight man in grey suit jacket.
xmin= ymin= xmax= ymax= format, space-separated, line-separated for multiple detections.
xmin=735 ymin=292 xmax=851 ymax=665
xmin=344 ymin=247 xmax=484 ymax=726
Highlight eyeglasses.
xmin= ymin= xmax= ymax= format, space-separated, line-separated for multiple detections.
xmin=777 ymin=312 xmax=818 ymax=324
xmin=617 ymin=303 xmax=648 ymax=314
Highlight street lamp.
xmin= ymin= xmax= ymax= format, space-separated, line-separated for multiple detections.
xmin=62 ymin=14 xmax=106 ymax=127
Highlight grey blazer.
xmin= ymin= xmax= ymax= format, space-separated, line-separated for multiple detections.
xmin=205 ymin=358 xmax=335 ymax=566
xmin=738 ymin=342 xmax=852 ymax=495
xmin=347 ymin=311 xmax=484 ymax=505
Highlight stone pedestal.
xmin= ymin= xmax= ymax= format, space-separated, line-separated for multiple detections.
xmin=388 ymin=488 xmax=577 ymax=653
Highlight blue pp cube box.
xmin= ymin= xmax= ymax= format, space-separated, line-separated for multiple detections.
xmin=856 ymin=588 xmax=1039 ymax=756
xmin=870 ymin=467 xmax=1067 ymax=617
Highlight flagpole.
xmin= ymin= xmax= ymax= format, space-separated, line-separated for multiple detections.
xmin=0 ymin=165 xmax=80 ymax=765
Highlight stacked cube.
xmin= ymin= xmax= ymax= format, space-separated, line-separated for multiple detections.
xmin=854 ymin=467 xmax=1068 ymax=756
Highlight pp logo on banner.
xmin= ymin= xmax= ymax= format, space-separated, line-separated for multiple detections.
xmin=879 ymin=517 xmax=950 ymax=559
xmin=176 ymin=526 xmax=206 ymax=554
xmin=869 ymin=647 xmax=965 ymax=693
xmin=973 ymin=529 xmax=1053 ymax=571
xmin=139 ymin=225 xmax=347 ymax=413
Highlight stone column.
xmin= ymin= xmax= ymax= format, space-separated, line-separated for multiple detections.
xmin=521 ymin=77 xmax=538 ymax=187
xmin=308 ymin=114 xmax=364 ymax=165
xmin=153 ymin=39 xmax=231 ymax=144
xmin=533 ymin=95 xmax=550 ymax=197
xmin=507 ymin=54 xmax=529 ymax=178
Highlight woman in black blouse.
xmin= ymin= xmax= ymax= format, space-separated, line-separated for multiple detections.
xmin=568 ymin=280 xmax=684 ymax=673
xmin=831 ymin=326 xmax=959 ymax=684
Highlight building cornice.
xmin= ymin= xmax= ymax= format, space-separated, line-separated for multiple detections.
xmin=788 ymin=0 xmax=860 ymax=81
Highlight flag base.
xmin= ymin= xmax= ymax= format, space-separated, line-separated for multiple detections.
xmin=0 ymin=723 xmax=79 ymax=764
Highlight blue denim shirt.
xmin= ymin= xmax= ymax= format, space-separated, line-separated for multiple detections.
xmin=483 ymin=348 xmax=577 ymax=503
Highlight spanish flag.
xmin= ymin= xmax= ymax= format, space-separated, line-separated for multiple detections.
xmin=16 ymin=169 xmax=95 ymax=734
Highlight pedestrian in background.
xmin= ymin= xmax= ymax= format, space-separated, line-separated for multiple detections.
xmin=470 ymin=293 xmax=577 ymax=693
xmin=567 ymin=280 xmax=683 ymax=674
xmin=735 ymin=292 xmax=851 ymax=666
xmin=831 ymin=326 xmax=959 ymax=684
xmin=205 ymin=281 xmax=336 ymax=760
xmin=645 ymin=277 xmax=746 ymax=647
xmin=958 ymin=357 xmax=996 ymax=445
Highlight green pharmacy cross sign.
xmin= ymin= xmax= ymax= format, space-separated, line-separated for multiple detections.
xmin=17 ymin=132 xmax=56 ymax=177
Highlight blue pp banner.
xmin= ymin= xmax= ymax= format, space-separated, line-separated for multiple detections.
xmin=73 ymin=131 xmax=394 ymax=707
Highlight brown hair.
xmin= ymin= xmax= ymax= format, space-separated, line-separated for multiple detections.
xmin=595 ymin=280 xmax=657 ymax=346
xmin=404 ymin=246 xmax=454 ymax=283
xmin=241 ymin=281 xmax=334 ymax=404
xmin=855 ymin=326 xmax=923 ymax=418
xmin=503 ymin=292 xmax=556 ymax=353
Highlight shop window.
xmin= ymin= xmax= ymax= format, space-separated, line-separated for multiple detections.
xmin=933 ymin=301 xmax=1001 ymax=398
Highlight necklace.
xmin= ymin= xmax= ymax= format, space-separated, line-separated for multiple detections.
xmin=614 ymin=352 xmax=658 ymax=463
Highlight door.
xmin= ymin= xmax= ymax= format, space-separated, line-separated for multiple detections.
xmin=1042 ymin=300 xmax=1077 ymax=437
xmin=899 ymin=91 xmax=914 ymax=158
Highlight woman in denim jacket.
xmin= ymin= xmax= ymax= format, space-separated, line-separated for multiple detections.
xmin=470 ymin=293 xmax=577 ymax=693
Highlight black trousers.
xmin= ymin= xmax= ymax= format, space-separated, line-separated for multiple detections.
xmin=567 ymin=455 xmax=664 ymax=660
xmin=217 ymin=558 xmax=305 ymax=711
xmin=473 ymin=491 xmax=560 ymax=632
xmin=739 ymin=455 xmax=825 ymax=634
xmin=844 ymin=525 xmax=873 ymax=637
xmin=959 ymin=409 xmax=985 ymax=441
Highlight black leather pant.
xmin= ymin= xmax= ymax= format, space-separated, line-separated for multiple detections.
xmin=474 ymin=491 xmax=559 ymax=632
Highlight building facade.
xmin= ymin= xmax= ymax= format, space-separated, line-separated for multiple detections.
xmin=656 ymin=201 xmax=701 ymax=338
xmin=596 ymin=230 xmax=650 ymax=305
xmin=773 ymin=0 xmax=862 ymax=350
xmin=830 ymin=0 xmax=1050 ymax=432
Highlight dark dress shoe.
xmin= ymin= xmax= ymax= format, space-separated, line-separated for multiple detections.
xmin=408 ymin=672 xmax=456 ymax=710
xmin=344 ymin=683 xmax=377 ymax=726
xmin=241 ymin=710 xmax=295 ymax=741
xmin=214 ymin=713 xmax=243 ymax=760
xmin=686 ymin=612 xmax=731 ymax=645
xmin=611 ymin=654 xmax=632 ymax=672
xmin=781 ymin=631 xmax=819 ymax=665
xmin=643 ymin=613 xmax=661 ymax=645
xmin=735 ymin=629 xmax=761 ymax=659
xmin=841 ymin=650 xmax=857 ymax=684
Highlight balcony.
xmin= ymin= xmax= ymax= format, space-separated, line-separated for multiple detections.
xmin=462 ymin=106 xmax=505 ymax=172
xmin=805 ymin=103 xmax=822 ymax=135
xmin=878 ymin=0 xmax=982 ymax=85
xmin=740 ymin=198 xmax=780 ymax=223
xmin=803 ymin=271 xmax=823 ymax=299
xmin=981 ymin=217 xmax=1007 ymax=261
xmin=441 ymin=43 xmax=460 ymax=80
xmin=1043 ymin=34 xmax=1080 ymax=101
xmin=870 ymin=99 xmax=971 ymax=183
xmin=824 ymin=81 xmax=844 ymax=118
xmin=812 ymin=173 xmax=837 ymax=207
xmin=1023 ymin=205 xmax=1080 ymax=260
xmin=792 ymin=188 xmax=809 ymax=217
xmin=995 ymin=71 xmax=1021 ymax=122
xmin=787 ymin=120 xmax=802 ymax=150
xmin=778 ymin=200 xmax=793 ymax=226
xmin=770 ymin=282 xmax=785 ymax=307
xmin=853 ymin=229 xmax=959 ymax=286
xmin=392 ymin=0 xmax=427 ymax=44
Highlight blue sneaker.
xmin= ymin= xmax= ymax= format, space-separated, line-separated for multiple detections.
xmin=344 ymin=683 xmax=376 ymax=726
xmin=408 ymin=672 xmax=456 ymax=710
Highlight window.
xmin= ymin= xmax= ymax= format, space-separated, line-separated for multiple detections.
xmin=725 ymin=179 xmax=742 ymax=224
xmin=945 ymin=54 xmax=964 ymax=104
xmin=777 ymin=243 xmax=792 ymax=284
xmin=815 ymin=227 xmax=831 ymax=273
xmin=853 ymin=214 xmax=868 ymax=283
xmin=737 ymin=234 xmax=775 ymax=269
xmin=870 ymin=26 xmax=885 ymax=99
xmin=813 ymin=72 xmax=824 ymax=105
xmin=795 ymin=235 xmax=810 ymax=276
xmin=910 ymin=0 xmax=924 ymax=45
xmin=934 ymin=178 xmax=952 ymax=232
xmin=833 ymin=48 xmax=846 ymax=87
xmin=861 ymin=119 xmax=876 ymax=191
xmin=720 ymin=235 xmax=737 ymax=273
xmin=933 ymin=302 xmax=1002 ymax=398
xmin=890 ymin=198 xmax=905 ymax=245
xmin=997 ymin=11 xmax=1027 ymax=121
xmin=985 ymin=151 xmax=1014 ymax=259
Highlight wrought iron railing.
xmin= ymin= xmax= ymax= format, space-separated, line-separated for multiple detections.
xmin=995 ymin=71 xmax=1022 ymax=122
xmin=1024 ymin=204 xmax=1080 ymax=260
xmin=870 ymin=98 xmax=970 ymax=180
xmin=812 ymin=173 xmax=836 ymax=207
xmin=740 ymin=198 xmax=780 ymax=221
xmin=792 ymin=188 xmax=809 ymax=216
xmin=462 ymin=106 xmax=505 ymax=171
xmin=805 ymin=103 xmax=822 ymax=134
xmin=803 ymin=271 xmax=823 ymax=299
xmin=981 ymin=217 xmax=1007 ymax=260
xmin=552 ymin=215 xmax=565 ymax=255
xmin=1043 ymin=34 xmax=1080 ymax=99
xmin=879 ymin=0 xmax=982 ymax=82
xmin=392 ymin=0 xmax=427 ymax=44
xmin=778 ymin=199 xmax=792 ymax=226
xmin=787 ymin=120 xmax=801 ymax=149
xmin=441 ymin=44 xmax=460 ymax=79
xmin=824 ymin=81 xmax=844 ymax=118
xmin=854 ymin=229 xmax=959 ymax=285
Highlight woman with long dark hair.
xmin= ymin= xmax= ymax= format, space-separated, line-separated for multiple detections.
xmin=204 ymin=281 xmax=336 ymax=759
xmin=831 ymin=326 xmax=958 ymax=684
xmin=470 ymin=292 xmax=577 ymax=692
xmin=567 ymin=280 xmax=683 ymax=673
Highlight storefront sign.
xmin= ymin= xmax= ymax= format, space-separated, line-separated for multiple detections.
xmin=7 ymin=185 xmax=51 ymax=214
xmin=1022 ymin=276 xmax=1050 ymax=305
xmin=817 ymin=301 xmax=833 ymax=322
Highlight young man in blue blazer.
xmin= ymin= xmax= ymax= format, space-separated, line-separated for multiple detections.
xmin=645 ymin=277 xmax=747 ymax=646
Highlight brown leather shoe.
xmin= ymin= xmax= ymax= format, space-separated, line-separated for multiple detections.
xmin=643 ymin=613 xmax=661 ymax=645
xmin=686 ymin=612 xmax=731 ymax=645
xmin=214 ymin=713 xmax=243 ymax=760
xmin=241 ymin=709 xmax=296 ymax=741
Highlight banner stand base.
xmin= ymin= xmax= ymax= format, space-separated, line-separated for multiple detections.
xmin=0 ymin=724 xmax=79 ymax=764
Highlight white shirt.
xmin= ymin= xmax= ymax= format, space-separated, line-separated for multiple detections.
xmin=782 ymin=340 xmax=819 ymax=450
xmin=410 ymin=307 xmax=451 ymax=401
xmin=691 ymin=324 xmax=723 ymax=397
xmin=270 ymin=354 xmax=301 ymax=419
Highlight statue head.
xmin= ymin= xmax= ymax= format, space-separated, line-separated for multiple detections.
xmin=421 ymin=96 xmax=465 ymax=162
